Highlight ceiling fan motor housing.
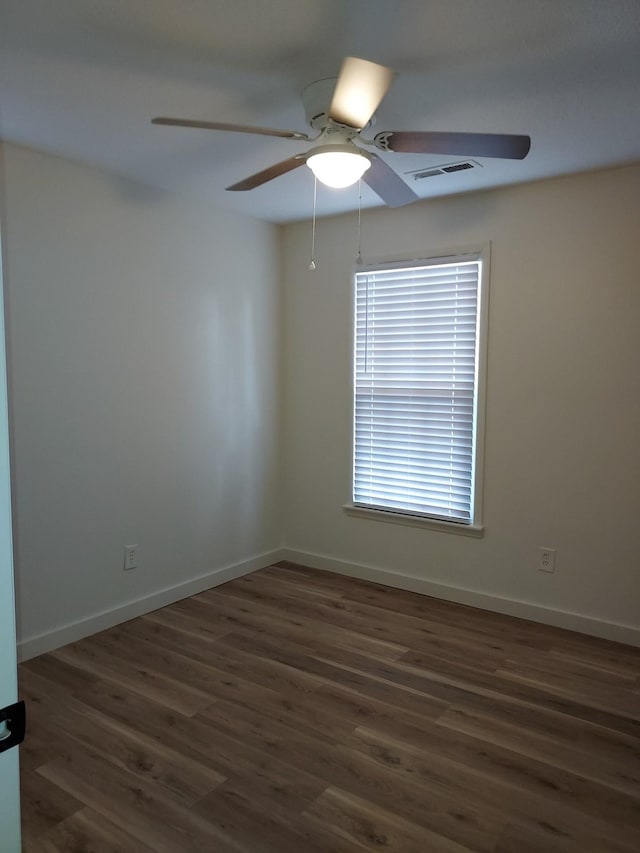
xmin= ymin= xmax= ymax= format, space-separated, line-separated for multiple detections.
xmin=301 ymin=77 xmax=375 ymax=132
xmin=301 ymin=78 xmax=337 ymax=129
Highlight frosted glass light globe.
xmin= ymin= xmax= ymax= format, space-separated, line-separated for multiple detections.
xmin=307 ymin=150 xmax=371 ymax=188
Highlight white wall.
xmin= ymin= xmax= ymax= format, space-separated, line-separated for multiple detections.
xmin=280 ymin=164 xmax=640 ymax=643
xmin=4 ymin=143 xmax=640 ymax=654
xmin=2 ymin=143 xmax=281 ymax=656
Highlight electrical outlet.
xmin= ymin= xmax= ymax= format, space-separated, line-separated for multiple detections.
xmin=124 ymin=544 xmax=138 ymax=571
xmin=539 ymin=547 xmax=556 ymax=573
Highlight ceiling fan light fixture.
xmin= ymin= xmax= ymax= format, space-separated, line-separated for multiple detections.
xmin=306 ymin=147 xmax=371 ymax=188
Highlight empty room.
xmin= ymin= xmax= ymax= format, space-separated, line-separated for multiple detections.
xmin=1 ymin=1 xmax=639 ymax=851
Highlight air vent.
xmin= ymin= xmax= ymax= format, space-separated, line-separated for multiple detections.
xmin=408 ymin=160 xmax=481 ymax=181
xmin=442 ymin=162 xmax=474 ymax=173
xmin=413 ymin=168 xmax=444 ymax=179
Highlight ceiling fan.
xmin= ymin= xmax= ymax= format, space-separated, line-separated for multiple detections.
xmin=152 ymin=57 xmax=531 ymax=208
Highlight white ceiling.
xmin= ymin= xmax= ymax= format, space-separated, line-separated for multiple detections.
xmin=1 ymin=0 xmax=639 ymax=223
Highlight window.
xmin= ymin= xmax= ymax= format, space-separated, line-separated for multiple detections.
xmin=351 ymin=248 xmax=488 ymax=531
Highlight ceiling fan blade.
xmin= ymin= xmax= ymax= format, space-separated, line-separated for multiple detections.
xmin=363 ymin=155 xmax=419 ymax=208
xmin=375 ymin=130 xmax=531 ymax=160
xmin=226 ymin=155 xmax=306 ymax=191
xmin=152 ymin=117 xmax=309 ymax=140
xmin=329 ymin=57 xmax=395 ymax=130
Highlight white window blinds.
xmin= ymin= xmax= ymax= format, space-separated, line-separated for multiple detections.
xmin=354 ymin=255 xmax=481 ymax=524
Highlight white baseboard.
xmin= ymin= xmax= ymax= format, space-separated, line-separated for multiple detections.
xmin=18 ymin=548 xmax=285 ymax=661
xmin=280 ymin=548 xmax=640 ymax=648
xmin=19 ymin=545 xmax=640 ymax=660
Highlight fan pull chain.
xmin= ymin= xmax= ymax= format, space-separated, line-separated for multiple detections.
xmin=356 ymin=178 xmax=363 ymax=265
xmin=309 ymin=175 xmax=317 ymax=271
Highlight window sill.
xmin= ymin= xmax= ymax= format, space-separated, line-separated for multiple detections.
xmin=342 ymin=503 xmax=485 ymax=538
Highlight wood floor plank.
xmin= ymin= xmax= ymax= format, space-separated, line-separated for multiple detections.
xmin=36 ymin=747 xmax=234 ymax=853
xmin=495 ymin=657 xmax=640 ymax=719
xmin=23 ymin=685 xmax=225 ymax=806
xmin=22 ymin=807 xmax=155 ymax=853
xmin=439 ymin=693 xmax=640 ymax=767
xmin=22 ymin=653 xmax=101 ymax=696
xmin=351 ymin=725 xmax=640 ymax=845
xmin=193 ymin=779 xmax=367 ymax=853
xmin=50 ymin=636 xmax=212 ymax=715
xmin=191 ymin=583 xmax=411 ymax=661
xmin=265 ymin=564 xmax=557 ymax=648
xmin=305 ymin=785 xmax=475 ymax=853
xmin=319 ymin=646 xmax=640 ymax=737
xmin=19 ymin=768 xmax=83 ymax=845
xmin=494 ymin=818 xmax=638 ymax=853
xmin=191 ymin=699 xmax=504 ymax=851
xmin=437 ymin=704 xmax=640 ymax=797
xmin=19 ymin=563 xmax=640 ymax=852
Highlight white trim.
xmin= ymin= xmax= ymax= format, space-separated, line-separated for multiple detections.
xmin=17 ymin=549 xmax=285 ymax=661
xmin=343 ymin=503 xmax=484 ymax=537
xmin=280 ymin=548 xmax=640 ymax=648
xmin=356 ymin=242 xmax=490 ymax=271
xmin=472 ymin=243 xmax=491 ymax=527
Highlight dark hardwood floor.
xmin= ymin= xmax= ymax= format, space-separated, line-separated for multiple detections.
xmin=18 ymin=561 xmax=640 ymax=852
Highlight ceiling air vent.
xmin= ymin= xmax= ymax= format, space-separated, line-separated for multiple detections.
xmin=442 ymin=162 xmax=474 ymax=173
xmin=413 ymin=168 xmax=444 ymax=179
xmin=409 ymin=160 xmax=481 ymax=181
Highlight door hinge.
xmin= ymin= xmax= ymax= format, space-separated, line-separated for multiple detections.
xmin=0 ymin=700 xmax=26 ymax=753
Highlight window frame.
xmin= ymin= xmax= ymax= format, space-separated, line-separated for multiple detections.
xmin=344 ymin=244 xmax=490 ymax=537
